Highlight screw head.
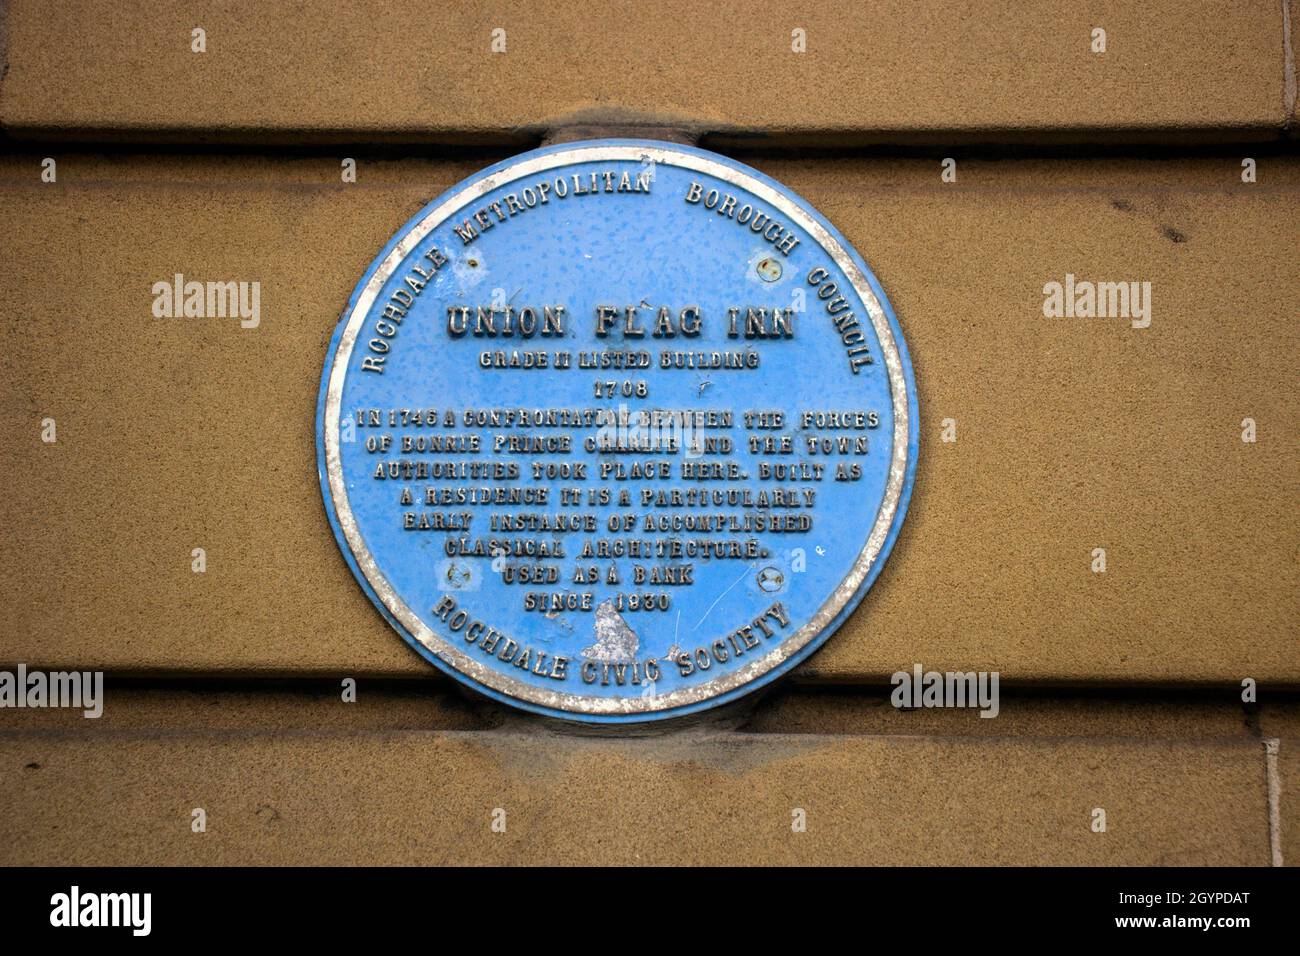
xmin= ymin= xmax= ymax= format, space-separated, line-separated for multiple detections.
xmin=756 ymin=257 xmax=782 ymax=282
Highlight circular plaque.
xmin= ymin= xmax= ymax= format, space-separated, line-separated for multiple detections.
xmin=317 ymin=140 xmax=918 ymax=722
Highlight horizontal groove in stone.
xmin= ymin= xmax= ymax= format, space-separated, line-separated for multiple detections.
xmin=1 ymin=681 xmax=1294 ymax=741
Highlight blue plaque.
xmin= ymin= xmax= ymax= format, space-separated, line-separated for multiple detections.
xmin=317 ymin=140 xmax=918 ymax=722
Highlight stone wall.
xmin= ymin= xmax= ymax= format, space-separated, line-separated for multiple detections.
xmin=1 ymin=1 xmax=1296 ymax=865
